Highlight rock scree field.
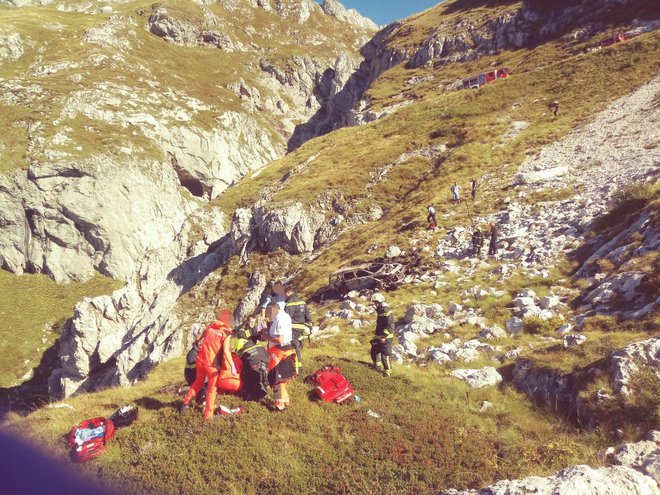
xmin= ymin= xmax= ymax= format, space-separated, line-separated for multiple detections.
xmin=0 ymin=0 xmax=659 ymax=494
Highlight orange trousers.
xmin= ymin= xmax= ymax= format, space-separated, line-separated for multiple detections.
xmin=184 ymin=364 xmax=219 ymax=419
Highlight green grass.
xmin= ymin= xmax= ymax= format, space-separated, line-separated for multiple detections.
xmin=3 ymin=346 xmax=606 ymax=495
xmin=0 ymin=271 xmax=121 ymax=388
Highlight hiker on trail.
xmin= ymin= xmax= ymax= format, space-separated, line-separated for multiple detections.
xmin=184 ymin=323 xmax=203 ymax=387
xmin=179 ymin=310 xmax=235 ymax=419
xmin=488 ymin=223 xmax=498 ymax=256
xmin=549 ymin=100 xmax=560 ymax=117
xmin=427 ymin=205 xmax=437 ymax=230
xmin=472 ymin=228 xmax=484 ymax=257
xmin=233 ymin=315 xmax=269 ymax=401
xmin=259 ymin=281 xmax=286 ymax=319
xmin=451 ymin=182 xmax=461 ymax=202
xmin=266 ymin=302 xmax=296 ymax=411
xmin=471 ymin=178 xmax=478 ymax=201
xmin=370 ymin=293 xmax=394 ymax=377
xmin=284 ymin=284 xmax=312 ymax=376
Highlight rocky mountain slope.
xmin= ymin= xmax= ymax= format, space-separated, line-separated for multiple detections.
xmin=1 ymin=0 xmax=659 ymax=493
xmin=0 ymin=0 xmax=375 ymax=282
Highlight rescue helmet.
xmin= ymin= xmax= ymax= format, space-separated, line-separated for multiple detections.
xmin=371 ymin=293 xmax=386 ymax=304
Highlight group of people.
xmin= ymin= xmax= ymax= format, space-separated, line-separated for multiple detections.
xmin=450 ymin=178 xmax=478 ymax=203
xmin=180 ymin=284 xmax=313 ymax=418
xmin=427 ymin=178 xmax=480 ymax=230
xmin=472 ymin=223 xmax=498 ymax=257
xmin=179 ymin=283 xmax=398 ymax=418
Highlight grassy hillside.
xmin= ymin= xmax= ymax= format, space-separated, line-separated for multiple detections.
xmin=206 ymin=27 xmax=660 ymax=297
xmin=1 ymin=0 xmax=659 ymax=493
xmin=4 ymin=339 xmax=605 ymax=495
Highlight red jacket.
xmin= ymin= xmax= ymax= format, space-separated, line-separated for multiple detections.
xmin=197 ymin=321 xmax=231 ymax=368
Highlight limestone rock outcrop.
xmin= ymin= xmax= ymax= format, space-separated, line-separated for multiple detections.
xmin=0 ymin=157 xmax=192 ymax=283
xmin=48 ymin=207 xmax=230 ymax=398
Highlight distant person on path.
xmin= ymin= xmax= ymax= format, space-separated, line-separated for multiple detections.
xmin=472 ymin=228 xmax=484 ymax=257
xmin=549 ymin=100 xmax=560 ymax=117
xmin=451 ymin=182 xmax=461 ymax=202
xmin=488 ymin=223 xmax=499 ymax=256
xmin=179 ymin=310 xmax=235 ymax=419
xmin=370 ymin=293 xmax=394 ymax=377
xmin=471 ymin=178 xmax=478 ymax=201
xmin=284 ymin=284 xmax=312 ymax=376
xmin=427 ymin=205 xmax=437 ymax=230
xmin=266 ymin=302 xmax=296 ymax=411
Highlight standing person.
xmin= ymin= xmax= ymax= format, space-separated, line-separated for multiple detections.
xmin=472 ymin=228 xmax=484 ymax=257
xmin=266 ymin=303 xmax=296 ymax=411
xmin=179 ymin=310 xmax=235 ymax=420
xmin=471 ymin=178 xmax=478 ymax=201
xmin=451 ymin=182 xmax=461 ymax=202
xmin=427 ymin=205 xmax=437 ymax=230
xmin=259 ymin=281 xmax=286 ymax=319
xmin=233 ymin=315 xmax=269 ymax=401
xmin=284 ymin=284 xmax=312 ymax=376
xmin=488 ymin=223 xmax=499 ymax=256
xmin=370 ymin=294 xmax=394 ymax=377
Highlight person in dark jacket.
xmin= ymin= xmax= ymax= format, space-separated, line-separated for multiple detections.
xmin=470 ymin=178 xmax=478 ymax=201
xmin=488 ymin=223 xmax=499 ymax=256
xmin=184 ymin=324 xmax=203 ymax=386
xmin=233 ymin=315 xmax=269 ymax=401
xmin=284 ymin=285 xmax=312 ymax=375
xmin=370 ymin=293 xmax=394 ymax=377
xmin=472 ymin=228 xmax=484 ymax=257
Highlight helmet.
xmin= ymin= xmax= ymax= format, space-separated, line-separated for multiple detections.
xmin=371 ymin=293 xmax=386 ymax=303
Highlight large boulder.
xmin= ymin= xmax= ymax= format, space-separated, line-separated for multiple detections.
xmin=451 ymin=367 xmax=503 ymax=388
xmin=611 ymin=336 xmax=660 ymax=395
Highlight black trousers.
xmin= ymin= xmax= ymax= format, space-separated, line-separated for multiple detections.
xmin=292 ymin=330 xmax=304 ymax=373
xmin=370 ymin=338 xmax=393 ymax=370
xmin=241 ymin=347 xmax=269 ymax=401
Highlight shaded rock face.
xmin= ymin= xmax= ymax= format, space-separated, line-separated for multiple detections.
xmin=49 ymin=207 xmax=229 ymax=398
xmin=440 ymin=431 xmax=660 ymax=495
xmin=0 ymin=158 xmax=192 ymax=283
xmin=48 ymin=198 xmax=330 ymax=397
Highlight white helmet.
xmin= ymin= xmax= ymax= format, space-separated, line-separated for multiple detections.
xmin=371 ymin=293 xmax=386 ymax=303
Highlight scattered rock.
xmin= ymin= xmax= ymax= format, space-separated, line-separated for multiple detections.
xmin=385 ymin=245 xmax=402 ymax=258
xmin=506 ymin=317 xmax=524 ymax=335
xmin=611 ymin=336 xmax=660 ymax=395
xmin=451 ymin=367 xmax=503 ymax=388
xmin=563 ymin=334 xmax=587 ymax=348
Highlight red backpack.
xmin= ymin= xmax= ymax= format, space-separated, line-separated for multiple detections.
xmin=310 ymin=365 xmax=355 ymax=404
xmin=67 ymin=417 xmax=115 ymax=463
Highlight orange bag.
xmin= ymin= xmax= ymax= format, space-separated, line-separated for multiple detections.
xmin=217 ymin=353 xmax=243 ymax=394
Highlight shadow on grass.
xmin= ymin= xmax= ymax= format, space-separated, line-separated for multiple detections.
xmin=0 ymin=340 xmax=61 ymax=422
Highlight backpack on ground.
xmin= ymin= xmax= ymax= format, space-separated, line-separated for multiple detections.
xmin=109 ymin=404 xmax=138 ymax=428
xmin=310 ymin=365 xmax=354 ymax=404
xmin=67 ymin=417 xmax=115 ymax=463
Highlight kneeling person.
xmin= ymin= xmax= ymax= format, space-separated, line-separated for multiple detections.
xmin=233 ymin=315 xmax=269 ymax=401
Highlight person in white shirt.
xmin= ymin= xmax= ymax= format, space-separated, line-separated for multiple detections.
xmin=266 ymin=303 xmax=296 ymax=411
xmin=427 ymin=205 xmax=437 ymax=230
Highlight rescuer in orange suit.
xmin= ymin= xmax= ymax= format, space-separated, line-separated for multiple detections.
xmin=179 ymin=309 xmax=235 ymax=419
